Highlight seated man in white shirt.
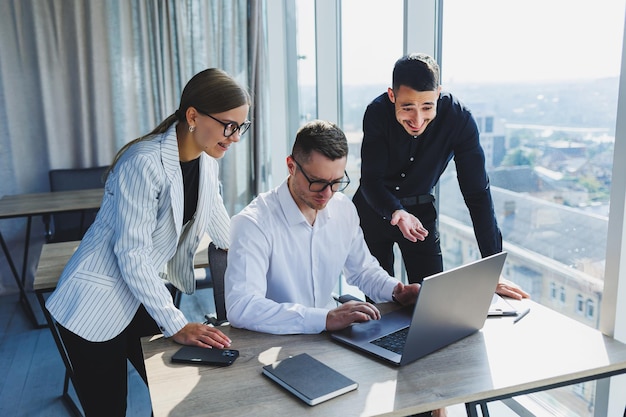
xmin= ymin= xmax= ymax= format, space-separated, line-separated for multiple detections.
xmin=226 ymin=120 xmax=448 ymax=417
xmin=225 ymin=119 xmax=421 ymax=335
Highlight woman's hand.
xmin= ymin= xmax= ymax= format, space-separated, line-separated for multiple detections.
xmin=172 ymin=322 xmax=232 ymax=348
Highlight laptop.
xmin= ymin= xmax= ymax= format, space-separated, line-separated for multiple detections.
xmin=330 ymin=251 xmax=507 ymax=366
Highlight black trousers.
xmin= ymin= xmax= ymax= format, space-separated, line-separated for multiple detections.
xmin=57 ymin=305 xmax=160 ymax=417
xmin=353 ymin=190 xmax=443 ymax=285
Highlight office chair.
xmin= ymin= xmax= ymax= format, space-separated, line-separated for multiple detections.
xmin=171 ymin=242 xmax=228 ymax=325
xmin=43 ymin=166 xmax=108 ymax=243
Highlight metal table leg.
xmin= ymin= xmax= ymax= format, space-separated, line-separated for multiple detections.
xmin=0 ymin=230 xmax=38 ymax=325
xmin=465 ymin=401 xmax=490 ymax=417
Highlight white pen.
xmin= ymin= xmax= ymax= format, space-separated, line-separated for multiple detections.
xmin=513 ymin=307 xmax=530 ymax=324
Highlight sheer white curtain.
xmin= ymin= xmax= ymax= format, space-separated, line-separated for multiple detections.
xmin=0 ymin=0 xmax=268 ymax=294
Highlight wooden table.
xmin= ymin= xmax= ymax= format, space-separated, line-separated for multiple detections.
xmin=141 ymin=300 xmax=626 ymax=417
xmin=34 ymin=237 xmax=211 ymax=295
xmin=0 ymin=188 xmax=103 ymax=326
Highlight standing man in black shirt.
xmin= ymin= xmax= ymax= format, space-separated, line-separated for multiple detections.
xmin=353 ymin=53 xmax=528 ymax=300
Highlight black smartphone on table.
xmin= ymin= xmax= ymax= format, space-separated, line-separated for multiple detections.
xmin=171 ymin=346 xmax=239 ymax=366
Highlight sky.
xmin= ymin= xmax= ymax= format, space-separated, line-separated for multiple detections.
xmin=297 ymin=0 xmax=626 ymax=85
xmin=441 ymin=0 xmax=626 ymax=84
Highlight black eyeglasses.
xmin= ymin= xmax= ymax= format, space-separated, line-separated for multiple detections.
xmin=197 ymin=109 xmax=251 ymax=138
xmin=292 ymin=156 xmax=350 ymax=193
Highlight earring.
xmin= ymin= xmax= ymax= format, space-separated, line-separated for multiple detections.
xmin=189 ymin=125 xmax=196 ymax=133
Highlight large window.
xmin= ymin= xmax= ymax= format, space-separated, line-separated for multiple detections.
xmin=340 ymin=0 xmax=403 ymax=197
xmin=295 ymin=0 xmax=317 ymax=124
xmin=438 ymin=0 xmax=624 ymax=414
xmin=275 ymin=0 xmax=626 ymax=414
xmin=440 ymin=0 xmax=624 ymax=321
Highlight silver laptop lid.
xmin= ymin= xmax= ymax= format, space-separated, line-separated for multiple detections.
xmin=399 ymin=251 xmax=507 ymax=365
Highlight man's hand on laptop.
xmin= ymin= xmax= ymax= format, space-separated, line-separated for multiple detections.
xmin=391 ymin=282 xmax=421 ymax=306
xmin=326 ymin=301 xmax=381 ymax=331
xmin=496 ymin=277 xmax=530 ymax=300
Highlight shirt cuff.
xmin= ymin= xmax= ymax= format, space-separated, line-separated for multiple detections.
xmin=160 ymin=311 xmax=188 ymax=338
xmin=305 ymin=307 xmax=331 ymax=333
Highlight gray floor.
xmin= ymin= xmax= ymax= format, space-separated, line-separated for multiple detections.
xmin=0 ymin=288 xmax=214 ymax=417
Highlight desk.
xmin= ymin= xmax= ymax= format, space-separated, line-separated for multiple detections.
xmin=0 ymin=188 xmax=103 ymax=326
xmin=142 ymin=301 xmax=626 ymax=417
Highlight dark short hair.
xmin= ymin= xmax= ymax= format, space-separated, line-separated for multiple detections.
xmin=291 ymin=120 xmax=348 ymax=163
xmin=392 ymin=53 xmax=440 ymax=92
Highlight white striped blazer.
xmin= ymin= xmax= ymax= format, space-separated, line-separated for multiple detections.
xmin=46 ymin=124 xmax=230 ymax=342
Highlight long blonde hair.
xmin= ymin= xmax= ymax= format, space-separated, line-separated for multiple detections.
xmin=105 ymin=68 xmax=251 ymax=179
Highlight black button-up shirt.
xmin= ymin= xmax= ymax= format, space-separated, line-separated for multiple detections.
xmin=357 ymin=91 xmax=502 ymax=257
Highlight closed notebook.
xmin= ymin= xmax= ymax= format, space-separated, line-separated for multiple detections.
xmin=262 ymin=353 xmax=358 ymax=406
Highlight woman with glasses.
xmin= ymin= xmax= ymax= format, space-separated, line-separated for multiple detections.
xmin=225 ymin=119 xmax=420 ymax=335
xmin=46 ymin=68 xmax=251 ymax=417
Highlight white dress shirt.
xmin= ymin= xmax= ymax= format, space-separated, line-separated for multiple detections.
xmin=47 ymin=124 xmax=230 ymax=342
xmin=225 ymin=179 xmax=398 ymax=334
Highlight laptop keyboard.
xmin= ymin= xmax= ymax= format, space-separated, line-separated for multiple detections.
xmin=371 ymin=327 xmax=409 ymax=355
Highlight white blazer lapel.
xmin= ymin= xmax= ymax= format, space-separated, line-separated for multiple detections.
xmin=161 ymin=125 xmax=183 ymax=237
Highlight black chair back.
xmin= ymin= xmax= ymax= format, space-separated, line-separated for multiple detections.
xmin=45 ymin=166 xmax=108 ymax=242
xmin=208 ymin=242 xmax=227 ymax=323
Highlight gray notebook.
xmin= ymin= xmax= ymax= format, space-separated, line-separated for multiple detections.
xmin=330 ymin=252 xmax=507 ymax=366
xmin=262 ymin=353 xmax=358 ymax=405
